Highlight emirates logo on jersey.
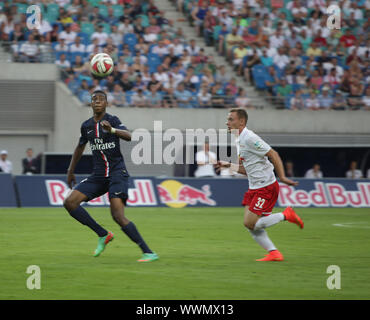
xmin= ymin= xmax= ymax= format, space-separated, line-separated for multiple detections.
xmin=90 ymin=138 xmax=116 ymax=151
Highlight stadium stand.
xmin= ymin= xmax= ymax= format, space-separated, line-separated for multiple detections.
xmin=0 ymin=0 xmax=369 ymax=111
xmin=170 ymin=0 xmax=370 ymax=110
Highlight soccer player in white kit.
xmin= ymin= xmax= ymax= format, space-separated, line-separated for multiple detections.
xmin=216 ymin=108 xmax=304 ymax=261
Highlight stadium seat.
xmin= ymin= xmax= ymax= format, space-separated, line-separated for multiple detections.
xmin=123 ymin=33 xmax=138 ymax=51
xmin=252 ymin=65 xmax=268 ymax=90
xmin=141 ymin=2 xmax=149 ymax=14
xmin=285 ymin=94 xmax=294 ymax=109
xmin=47 ymin=3 xmax=59 ymax=16
xmin=148 ymin=43 xmax=156 ymax=54
xmin=147 ymin=53 xmax=162 ymax=73
xmin=98 ymin=4 xmax=108 ymax=17
xmin=183 ymin=0 xmax=192 ymax=13
xmin=252 ymin=65 xmax=267 ymax=75
xmin=81 ymin=22 xmax=95 ymax=35
xmin=24 ymin=31 xmax=31 ymax=40
xmin=51 ymin=41 xmax=59 ymax=51
xmin=55 ymin=51 xmax=70 ymax=61
xmin=17 ymin=41 xmax=26 ymax=52
xmin=125 ymin=91 xmax=134 ymax=105
xmin=139 ymin=14 xmax=150 ymax=28
xmin=272 ymin=85 xmax=279 ymax=96
xmin=70 ymin=52 xmax=85 ymax=64
xmin=37 ymin=3 xmax=46 ymax=15
xmin=77 ymin=32 xmax=91 ymax=45
xmin=87 ymin=0 xmax=102 ymax=6
xmin=301 ymin=56 xmax=309 ymax=64
xmin=213 ymin=25 xmax=222 ymax=41
xmin=100 ymin=23 xmax=111 ymax=34
xmin=112 ymin=5 xmax=124 ymax=18
xmin=78 ymin=74 xmax=93 ymax=85
xmin=292 ymin=84 xmax=302 ymax=93
xmin=16 ymin=3 xmax=28 ymax=14
xmin=278 ymin=8 xmax=293 ymax=22
xmin=272 ymin=64 xmax=284 ymax=79
xmin=254 ymin=76 xmax=268 ymax=90
xmin=99 ymin=79 xmax=107 ymax=87
xmin=68 ymin=78 xmax=82 ymax=95
xmin=45 ymin=12 xmax=58 ymax=23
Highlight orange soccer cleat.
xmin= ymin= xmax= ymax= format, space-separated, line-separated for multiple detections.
xmin=256 ymin=250 xmax=284 ymax=261
xmin=283 ymin=206 xmax=304 ymax=229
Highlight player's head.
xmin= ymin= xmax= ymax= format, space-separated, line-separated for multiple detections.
xmin=91 ymin=90 xmax=107 ymax=114
xmin=227 ymin=108 xmax=248 ymax=132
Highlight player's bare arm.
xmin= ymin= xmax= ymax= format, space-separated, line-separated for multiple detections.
xmin=216 ymin=160 xmax=246 ymax=175
xmin=101 ymin=120 xmax=132 ymax=141
xmin=266 ymin=149 xmax=298 ymax=186
xmin=67 ymin=142 xmax=86 ymax=188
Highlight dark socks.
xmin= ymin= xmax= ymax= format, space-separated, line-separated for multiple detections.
xmin=69 ymin=206 xmax=108 ymax=237
xmin=121 ymin=221 xmax=152 ymax=254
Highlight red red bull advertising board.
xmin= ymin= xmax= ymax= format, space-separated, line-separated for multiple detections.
xmin=10 ymin=176 xmax=370 ymax=208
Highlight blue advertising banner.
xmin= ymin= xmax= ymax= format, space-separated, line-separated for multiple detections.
xmin=10 ymin=175 xmax=370 ymax=208
xmin=14 ymin=175 xmax=158 ymax=207
xmin=0 ymin=173 xmax=17 ymax=207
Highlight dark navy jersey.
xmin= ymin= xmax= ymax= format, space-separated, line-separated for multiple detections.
xmin=79 ymin=113 xmax=129 ymax=177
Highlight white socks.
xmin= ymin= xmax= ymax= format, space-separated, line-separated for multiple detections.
xmin=248 ymin=213 xmax=285 ymax=252
xmin=249 ymin=229 xmax=277 ymax=251
xmin=254 ymin=212 xmax=284 ymax=231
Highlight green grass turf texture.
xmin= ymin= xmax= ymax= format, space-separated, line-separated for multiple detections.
xmin=0 ymin=207 xmax=369 ymax=300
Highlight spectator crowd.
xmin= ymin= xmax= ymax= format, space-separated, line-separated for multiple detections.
xmin=1 ymin=0 xmax=253 ymax=109
xmin=177 ymin=0 xmax=370 ymax=110
xmin=0 ymin=0 xmax=369 ymax=110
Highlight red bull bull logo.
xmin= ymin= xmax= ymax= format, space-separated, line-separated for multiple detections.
xmin=157 ymin=179 xmax=216 ymax=208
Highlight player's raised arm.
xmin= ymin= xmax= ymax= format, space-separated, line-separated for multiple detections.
xmin=101 ymin=120 xmax=131 ymax=141
xmin=265 ymin=148 xmax=298 ymax=186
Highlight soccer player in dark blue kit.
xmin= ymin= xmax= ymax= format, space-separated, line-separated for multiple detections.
xmin=64 ymin=90 xmax=158 ymax=262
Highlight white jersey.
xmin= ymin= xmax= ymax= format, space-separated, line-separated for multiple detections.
xmin=236 ymin=127 xmax=276 ymax=190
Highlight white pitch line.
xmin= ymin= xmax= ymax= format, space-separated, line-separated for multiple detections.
xmin=332 ymin=222 xmax=370 ymax=229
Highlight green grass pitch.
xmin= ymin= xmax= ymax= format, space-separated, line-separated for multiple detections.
xmin=0 ymin=207 xmax=369 ymax=300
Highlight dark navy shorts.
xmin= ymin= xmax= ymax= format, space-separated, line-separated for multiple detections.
xmin=74 ymin=171 xmax=129 ymax=205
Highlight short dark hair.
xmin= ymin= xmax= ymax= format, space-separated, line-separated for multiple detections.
xmin=92 ymin=90 xmax=107 ymax=100
xmin=229 ymin=108 xmax=248 ymax=124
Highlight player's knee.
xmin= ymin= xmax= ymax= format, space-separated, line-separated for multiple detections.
xmin=244 ymin=220 xmax=256 ymax=230
xmin=63 ymin=196 xmax=78 ymax=212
